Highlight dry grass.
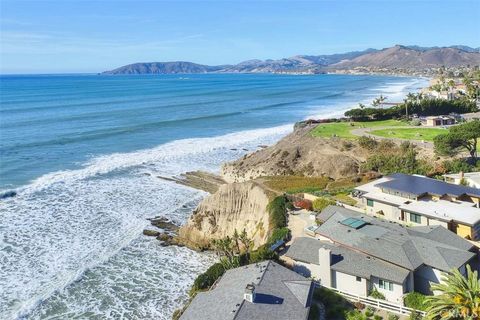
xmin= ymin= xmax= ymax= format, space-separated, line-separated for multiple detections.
xmin=263 ymin=175 xmax=330 ymax=193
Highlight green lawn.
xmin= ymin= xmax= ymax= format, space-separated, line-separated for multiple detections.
xmin=310 ymin=119 xmax=405 ymax=139
xmin=369 ymin=127 xmax=447 ymax=141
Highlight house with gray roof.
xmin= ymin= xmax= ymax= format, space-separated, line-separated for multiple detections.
xmin=354 ymin=173 xmax=480 ymax=240
xmin=286 ymin=205 xmax=478 ymax=303
xmin=180 ymin=261 xmax=314 ymax=320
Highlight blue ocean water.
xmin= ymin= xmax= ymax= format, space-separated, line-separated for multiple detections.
xmin=0 ymin=74 xmax=427 ymax=319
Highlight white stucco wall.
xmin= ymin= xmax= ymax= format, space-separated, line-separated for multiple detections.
xmin=370 ymin=276 xmax=405 ymax=303
xmin=365 ymin=200 xmax=401 ymax=222
xmin=332 ymin=271 xmax=368 ymax=296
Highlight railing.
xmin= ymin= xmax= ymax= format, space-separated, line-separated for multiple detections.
xmin=315 ymin=283 xmax=427 ymax=317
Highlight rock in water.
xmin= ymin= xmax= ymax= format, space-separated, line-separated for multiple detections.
xmin=143 ymin=229 xmax=160 ymax=237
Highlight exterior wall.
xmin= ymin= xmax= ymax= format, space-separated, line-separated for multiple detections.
xmin=363 ymin=198 xmax=401 ymax=222
xmin=332 ymin=271 xmax=368 ymax=297
xmin=457 ymin=223 xmax=473 ymax=239
xmin=369 ymin=276 xmax=405 ymax=303
xmin=293 ymin=261 xmax=326 ymax=283
xmin=414 ymin=265 xmax=442 ymax=295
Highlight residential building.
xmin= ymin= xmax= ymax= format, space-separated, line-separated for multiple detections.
xmin=354 ymin=173 xmax=480 ymax=240
xmin=424 ymin=115 xmax=455 ymax=126
xmin=180 ymin=261 xmax=314 ymax=320
xmin=444 ymin=171 xmax=480 ymax=188
xmin=286 ymin=206 xmax=478 ymax=304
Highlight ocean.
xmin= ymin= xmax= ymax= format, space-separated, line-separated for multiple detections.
xmin=0 ymin=73 xmax=428 ymax=319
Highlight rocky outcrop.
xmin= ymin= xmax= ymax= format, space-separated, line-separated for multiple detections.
xmin=221 ymin=125 xmax=369 ymax=183
xmin=178 ymin=181 xmax=275 ymax=250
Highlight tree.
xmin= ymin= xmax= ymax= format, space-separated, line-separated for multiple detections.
xmin=434 ymin=120 xmax=480 ymax=162
xmin=425 ymin=265 xmax=480 ymax=320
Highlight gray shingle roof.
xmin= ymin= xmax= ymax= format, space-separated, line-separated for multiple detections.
xmin=286 ymin=237 xmax=410 ymax=284
xmin=314 ymin=206 xmax=476 ymax=272
xmin=376 ymin=173 xmax=480 ymax=198
xmin=180 ymin=261 xmax=313 ymax=320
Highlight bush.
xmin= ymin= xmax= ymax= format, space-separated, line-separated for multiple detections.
xmin=369 ymin=289 xmax=385 ymax=300
xmin=294 ymin=199 xmax=313 ymax=211
xmin=358 ymin=136 xmax=378 ymax=151
xmin=442 ymin=159 xmax=474 ymax=173
xmin=345 ymin=310 xmax=367 ymax=320
xmin=404 ymin=292 xmax=427 ymax=311
xmin=365 ymin=309 xmax=374 ymax=317
xmin=248 ymin=245 xmax=276 ymax=263
xmin=267 ymin=227 xmax=290 ymax=245
xmin=387 ymin=314 xmax=399 ymax=320
xmin=409 ymin=310 xmax=423 ymax=320
xmin=190 ymin=263 xmax=225 ymax=295
xmin=267 ymin=196 xmax=287 ymax=229
xmin=312 ymin=197 xmax=336 ymax=212
xmin=374 ymin=315 xmax=383 ymax=320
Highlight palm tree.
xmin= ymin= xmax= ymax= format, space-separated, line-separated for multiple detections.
xmin=425 ymin=265 xmax=480 ymax=320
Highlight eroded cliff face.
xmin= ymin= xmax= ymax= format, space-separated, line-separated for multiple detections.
xmin=178 ymin=181 xmax=275 ymax=250
xmin=221 ymin=125 xmax=369 ymax=183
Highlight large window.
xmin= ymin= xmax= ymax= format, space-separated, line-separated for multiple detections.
xmin=379 ymin=279 xmax=393 ymax=291
xmin=410 ymin=212 xmax=422 ymax=224
xmin=367 ymin=199 xmax=374 ymax=207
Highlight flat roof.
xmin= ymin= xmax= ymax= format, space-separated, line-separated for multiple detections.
xmin=376 ymin=173 xmax=480 ymax=198
xmin=400 ymin=200 xmax=480 ymax=226
xmin=362 ymin=191 xmax=411 ymax=207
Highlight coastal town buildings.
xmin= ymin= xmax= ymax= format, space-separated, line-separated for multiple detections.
xmin=444 ymin=171 xmax=480 ymax=188
xmin=286 ymin=205 xmax=478 ymax=304
xmin=353 ymin=173 xmax=480 ymax=240
xmin=180 ymin=261 xmax=314 ymax=320
xmin=424 ymin=115 xmax=456 ymax=126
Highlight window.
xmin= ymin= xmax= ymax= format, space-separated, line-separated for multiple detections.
xmin=367 ymin=199 xmax=374 ymax=207
xmin=356 ymin=276 xmax=362 ymax=282
xmin=379 ymin=279 xmax=394 ymax=291
xmin=410 ymin=212 xmax=422 ymax=224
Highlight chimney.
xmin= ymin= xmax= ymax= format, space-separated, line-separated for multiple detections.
xmin=244 ymin=283 xmax=256 ymax=303
xmin=318 ymin=247 xmax=332 ymax=287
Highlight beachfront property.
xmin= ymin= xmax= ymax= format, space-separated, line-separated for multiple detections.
xmin=444 ymin=171 xmax=480 ymax=188
xmin=353 ymin=173 xmax=480 ymax=240
xmin=286 ymin=206 xmax=478 ymax=304
xmin=180 ymin=261 xmax=314 ymax=320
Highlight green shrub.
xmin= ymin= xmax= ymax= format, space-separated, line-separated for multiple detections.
xmin=190 ymin=263 xmax=225 ymax=295
xmin=249 ymin=245 xmax=276 ymax=263
xmin=267 ymin=196 xmax=287 ymax=229
xmin=365 ymin=309 xmax=374 ymax=317
xmin=387 ymin=314 xmax=399 ymax=320
xmin=404 ymin=292 xmax=427 ymax=311
xmin=345 ymin=310 xmax=367 ymax=320
xmin=369 ymin=289 xmax=385 ymax=300
xmin=374 ymin=315 xmax=383 ymax=320
xmin=358 ymin=136 xmax=378 ymax=150
xmin=312 ymin=197 xmax=336 ymax=212
xmin=267 ymin=227 xmax=289 ymax=245
xmin=442 ymin=159 xmax=474 ymax=173
xmin=409 ymin=310 xmax=423 ymax=320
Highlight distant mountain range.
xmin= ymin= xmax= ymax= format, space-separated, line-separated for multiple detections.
xmin=102 ymin=45 xmax=480 ymax=75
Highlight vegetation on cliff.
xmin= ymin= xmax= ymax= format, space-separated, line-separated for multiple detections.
xmin=434 ymin=120 xmax=480 ymax=162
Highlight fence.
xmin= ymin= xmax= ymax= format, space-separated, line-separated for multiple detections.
xmin=315 ymin=283 xmax=427 ymax=317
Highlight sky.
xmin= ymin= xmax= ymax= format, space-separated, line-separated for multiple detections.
xmin=0 ymin=0 xmax=479 ymax=74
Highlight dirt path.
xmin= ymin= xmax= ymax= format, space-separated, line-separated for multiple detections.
xmin=350 ymin=126 xmax=434 ymax=149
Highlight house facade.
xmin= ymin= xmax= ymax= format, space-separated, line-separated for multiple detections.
xmin=286 ymin=206 xmax=478 ymax=304
xmin=354 ymin=173 xmax=480 ymax=240
xmin=444 ymin=171 xmax=480 ymax=189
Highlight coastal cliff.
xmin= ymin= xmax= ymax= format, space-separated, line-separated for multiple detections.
xmin=178 ymin=181 xmax=277 ymax=250
xmin=221 ymin=124 xmax=369 ymax=183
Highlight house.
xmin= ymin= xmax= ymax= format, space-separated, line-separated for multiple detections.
xmin=286 ymin=206 xmax=478 ymax=304
xmin=425 ymin=115 xmax=455 ymax=126
xmin=180 ymin=261 xmax=314 ymax=320
xmin=444 ymin=171 xmax=480 ymax=189
xmin=354 ymin=173 xmax=480 ymax=240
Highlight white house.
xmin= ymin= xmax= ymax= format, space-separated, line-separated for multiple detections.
xmin=286 ymin=206 xmax=478 ymax=304
xmin=444 ymin=171 xmax=480 ymax=189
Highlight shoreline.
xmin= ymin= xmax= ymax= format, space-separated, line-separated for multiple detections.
xmin=1 ymin=74 xmax=430 ymax=320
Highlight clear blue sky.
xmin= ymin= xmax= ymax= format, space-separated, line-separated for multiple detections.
xmin=1 ymin=0 xmax=479 ymax=74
